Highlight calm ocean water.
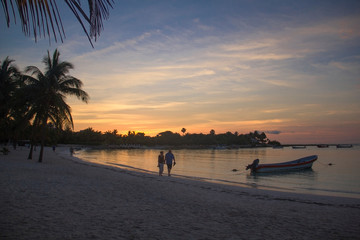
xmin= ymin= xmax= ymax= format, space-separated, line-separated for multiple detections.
xmin=75 ymin=145 xmax=360 ymax=199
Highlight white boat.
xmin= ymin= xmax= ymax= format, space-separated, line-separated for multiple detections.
xmin=336 ymin=144 xmax=353 ymax=148
xmin=246 ymin=155 xmax=318 ymax=173
xmin=292 ymin=146 xmax=306 ymax=149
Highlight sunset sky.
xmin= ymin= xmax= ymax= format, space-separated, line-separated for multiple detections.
xmin=1 ymin=0 xmax=359 ymax=144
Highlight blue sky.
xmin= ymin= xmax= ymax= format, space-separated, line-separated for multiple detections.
xmin=1 ymin=0 xmax=360 ymax=143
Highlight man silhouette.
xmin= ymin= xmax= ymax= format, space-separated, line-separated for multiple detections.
xmin=165 ymin=150 xmax=176 ymax=176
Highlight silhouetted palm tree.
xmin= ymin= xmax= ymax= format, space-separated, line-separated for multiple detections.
xmin=23 ymin=49 xmax=89 ymax=162
xmin=181 ymin=128 xmax=186 ymax=136
xmin=0 ymin=57 xmax=21 ymax=142
xmin=1 ymin=0 xmax=114 ymax=47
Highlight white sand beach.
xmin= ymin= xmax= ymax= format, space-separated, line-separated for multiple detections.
xmin=1 ymin=146 xmax=359 ymax=239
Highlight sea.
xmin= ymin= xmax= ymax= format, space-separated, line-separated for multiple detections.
xmin=74 ymin=145 xmax=360 ymax=199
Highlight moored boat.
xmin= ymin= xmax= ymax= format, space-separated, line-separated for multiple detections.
xmin=336 ymin=144 xmax=353 ymax=148
xmin=246 ymin=155 xmax=318 ymax=173
xmin=292 ymin=146 xmax=306 ymax=149
xmin=272 ymin=145 xmax=284 ymax=149
xmin=317 ymin=144 xmax=329 ymax=148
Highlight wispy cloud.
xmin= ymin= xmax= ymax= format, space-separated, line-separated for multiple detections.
xmin=2 ymin=1 xmax=359 ymax=143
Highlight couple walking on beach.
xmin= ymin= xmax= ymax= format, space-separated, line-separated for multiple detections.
xmin=158 ymin=150 xmax=176 ymax=176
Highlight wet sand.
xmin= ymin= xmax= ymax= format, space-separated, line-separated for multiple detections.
xmin=1 ymin=147 xmax=359 ymax=239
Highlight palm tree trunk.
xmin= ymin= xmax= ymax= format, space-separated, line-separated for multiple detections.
xmin=39 ymin=140 xmax=44 ymax=162
xmin=28 ymin=123 xmax=38 ymax=160
xmin=39 ymin=126 xmax=45 ymax=162
xmin=28 ymin=116 xmax=40 ymax=160
xmin=38 ymin=116 xmax=48 ymax=162
xmin=28 ymin=143 xmax=33 ymax=159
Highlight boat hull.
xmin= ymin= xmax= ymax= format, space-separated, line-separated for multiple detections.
xmin=336 ymin=144 xmax=353 ymax=148
xmin=292 ymin=146 xmax=306 ymax=149
xmin=253 ymin=155 xmax=318 ymax=173
xmin=317 ymin=144 xmax=329 ymax=148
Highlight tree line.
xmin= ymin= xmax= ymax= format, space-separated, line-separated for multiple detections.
xmin=54 ymin=128 xmax=281 ymax=148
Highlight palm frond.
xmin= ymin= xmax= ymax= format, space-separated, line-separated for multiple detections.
xmin=1 ymin=0 xmax=114 ymax=47
xmin=22 ymin=49 xmax=88 ymax=132
xmin=24 ymin=65 xmax=44 ymax=80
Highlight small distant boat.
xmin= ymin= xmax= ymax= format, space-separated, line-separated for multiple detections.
xmin=292 ymin=146 xmax=306 ymax=149
xmin=213 ymin=145 xmax=228 ymax=150
xmin=272 ymin=145 xmax=284 ymax=149
xmin=336 ymin=144 xmax=353 ymax=148
xmin=317 ymin=144 xmax=329 ymax=148
xmin=246 ymin=155 xmax=318 ymax=173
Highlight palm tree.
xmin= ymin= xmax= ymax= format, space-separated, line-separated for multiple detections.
xmin=1 ymin=0 xmax=114 ymax=47
xmin=181 ymin=128 xmax=186 ymax=136
xmin=0 ymin=57 xmax=21 ymax=143
xmin=23 ymin=49 xmax=89 ymax=162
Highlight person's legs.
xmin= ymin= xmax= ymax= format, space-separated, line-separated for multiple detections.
xmin=159 ymin=164 xmax=164 ymax=176
xmin=167 ymin=164 xmax=172 ymax=176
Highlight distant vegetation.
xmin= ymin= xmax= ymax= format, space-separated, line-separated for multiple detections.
xmin=2 ymin=123 xmax=281 ymax=149
xmin=52 ymin=128 xmax=281 ymax=148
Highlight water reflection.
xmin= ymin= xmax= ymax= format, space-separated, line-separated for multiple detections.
xmin=247 ymin=168 xmax=317 ymax=178
xmin=245 ymin=169 xmax=319 ymax=192
xmin=76 ymin=146 xmax=360 ymax=198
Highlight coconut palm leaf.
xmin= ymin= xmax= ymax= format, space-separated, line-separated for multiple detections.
xmin=0 ymin=57 xmax=20 ymax=105
xmin=0 ymin=56 xmax=22 ymax=141
xmin=1 ymin=0 xmax=114 ymax=47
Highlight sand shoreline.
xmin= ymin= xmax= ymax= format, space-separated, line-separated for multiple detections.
xmin=1 ymin=147 xmax=359 ymax=239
